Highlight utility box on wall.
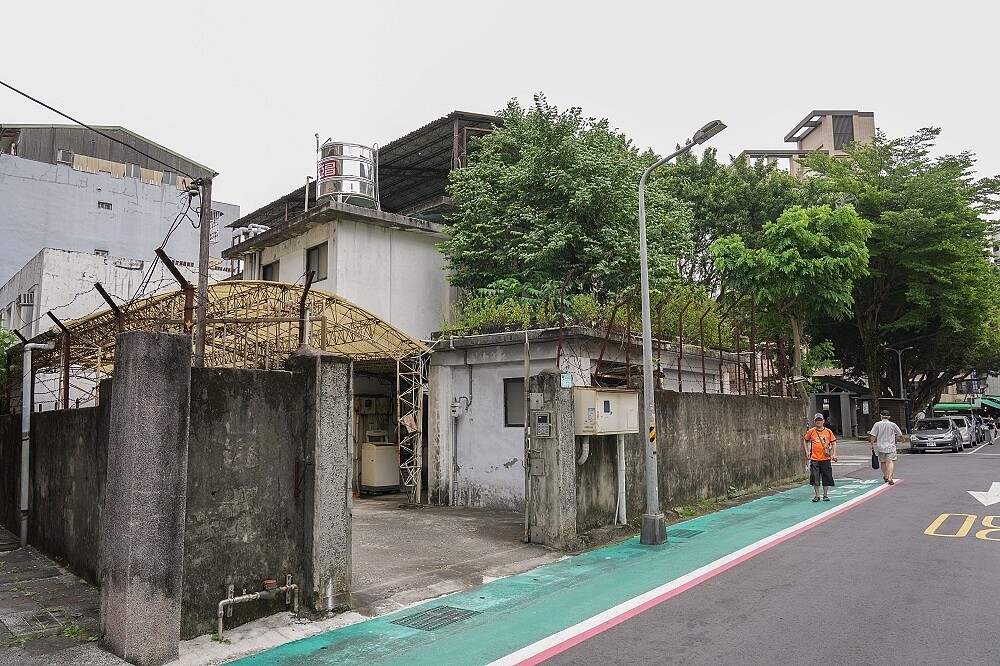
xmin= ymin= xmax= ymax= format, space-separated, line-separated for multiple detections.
xmin=573 ymin=388 xmax=640 ymax=435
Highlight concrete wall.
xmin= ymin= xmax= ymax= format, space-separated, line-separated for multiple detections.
xmin=0 ymin=413 xmax=18 ymax=533
xmin=182 ymin=367 xmax=311 ymax=639
xmin=536 ymin=386 xmax=803 ymax=549
xmin=0 ymin=154 xmax=238 ymax=287
xmin=655 ymin=391 xmax=804 ymax=506
xmin=101 ymin=331 xmax=192 ymax=665
xmin=30 ymin=400 xmax=109 ymax=584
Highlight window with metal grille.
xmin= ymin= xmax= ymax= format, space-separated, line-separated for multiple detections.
xmin=306 ymin=242 xmax=328 ymax=281
xmin=832 ymin=115 xmax=855 ymax=150
xmin=98 ymin=201 xmax=112 ymax=210
xmin=56 ymin=149 xmax=73 ymax=164
xmin=125 ymin=163 xmax=141 ymax=178
xmin=504 ymin=378 xmax=525 ymax=427
xmin=162 ymin=170 xmax=177 ymax=186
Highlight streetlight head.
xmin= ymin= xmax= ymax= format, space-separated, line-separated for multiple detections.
xmin=691 ymin=120 xmax=727 ymax=145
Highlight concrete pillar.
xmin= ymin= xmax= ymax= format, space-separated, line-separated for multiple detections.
xmin=99 ymin=332 xmax=192 ymax=666
xmin=288 ymin=346 xmax=353 ymax=611
xmin=528 ymin=371 xmax=579 ymax=550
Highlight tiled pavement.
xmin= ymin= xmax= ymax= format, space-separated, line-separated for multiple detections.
xmin=0 ymin=527 xmax=124 ymax=666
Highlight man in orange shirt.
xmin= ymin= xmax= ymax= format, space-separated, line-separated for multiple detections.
xmin=804 ymin=413 xmax=838 ymax=502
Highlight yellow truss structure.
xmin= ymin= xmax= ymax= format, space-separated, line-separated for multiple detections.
xmin=30 ymin=280 xmax=429 ymax=375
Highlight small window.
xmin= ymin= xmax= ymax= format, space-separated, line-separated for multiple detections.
xmin=162 ymin=170 xmax=177 ymax=186
xmin=94 ymin=249 xmax=109 ymax=257
xmin=306 ymin=242 xmax=328 ymax=281
xmin=98 ymin=201 xmax=112 ymax=210
xmin=125 ymin=163 xmax=141 ymax=178
xmin=832 ymin=115 xmax=855 ymax=151
xmin=56 ymin=149 xmax=73 ymax=164
xmin=504 ymin=378 xmax=525 ymax=427
xmin=262 ymin=261 xmax=279 ymax=282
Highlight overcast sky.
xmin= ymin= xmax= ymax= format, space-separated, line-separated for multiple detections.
xmin=3 ymin=0 xmax=996 ymax=218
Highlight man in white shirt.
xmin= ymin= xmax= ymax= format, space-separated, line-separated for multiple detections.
xmin=870 ymin=409 xmax=905 ymax=485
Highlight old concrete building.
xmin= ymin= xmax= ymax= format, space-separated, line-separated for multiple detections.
xmin=0 ymin=124 xmax=240 ymax=286
xmin=223 ymin=111 xmax=498 ymax=341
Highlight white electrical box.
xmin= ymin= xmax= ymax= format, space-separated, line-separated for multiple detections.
xmin=360 ymin=431 xmax=398 ymax=492
xmin=572 ymin=388 xmax=640 ymax=435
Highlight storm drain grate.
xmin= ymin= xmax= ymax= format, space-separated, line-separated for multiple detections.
xmin=668 ymin=529 xmax=705 ymax=539
xmin=392 ymin=606 xmax=481 ymax=631
xmin=0 ymin=607 xmax=67 ymax=638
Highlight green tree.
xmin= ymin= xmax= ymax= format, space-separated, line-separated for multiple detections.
xmin=711 ymin=205 xmax=873 ymax=408
xmin=1 ymin=327 xmax=18 ymax=412
xmin=658 ymin=151 xmax=805 ymax=290
xmin=800 ymin=129 xmax=1000 ymax=408
xmin=442 ymin=95 xmax=690 ymax=304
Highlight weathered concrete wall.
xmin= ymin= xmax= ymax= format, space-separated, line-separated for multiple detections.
xmin=528 ymin=371 xmax=579 ymax=550
xmin=100 ymin=331 xmax=192 ymax=666
xmin=0 ymin=413 xmax=18 ymax=534
xmin=287 ymin=349 xmax=353 ymax=613
xmin=573 ymin=391 xmax=804 ymax=534
xmin=30 ymin=402 xmax=108 ymax=584
xmin=656 ymin=391 xmax=803 ymax=505
xmin=182 ymin=367 xmax=311 ymax=639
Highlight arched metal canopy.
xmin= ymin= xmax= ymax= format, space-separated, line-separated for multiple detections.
xmin=32 ymin=280 xmax=429 ymax=375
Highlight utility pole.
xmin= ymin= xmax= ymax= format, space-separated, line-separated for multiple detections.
xmin=195 ymin=177 xmax=213 ymax=367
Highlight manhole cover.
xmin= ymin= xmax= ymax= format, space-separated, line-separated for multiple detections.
xmin=391 ymin=606 xmax=481 ymax=631
xmin=668 ymin=529 xmax=704 ymax=539
xmin=0 ymin=607 xmax=67 ymax=638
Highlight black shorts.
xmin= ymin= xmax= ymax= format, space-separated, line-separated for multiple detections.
xmin=809 ymin=460 xmax=835 ymax=487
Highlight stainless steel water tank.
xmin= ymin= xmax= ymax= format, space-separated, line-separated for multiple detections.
xmin=317 ymin=141 xmax=377 ymax=208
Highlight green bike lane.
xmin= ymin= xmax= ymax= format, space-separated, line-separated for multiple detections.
xmin=231 ymin=478 xmax=893 ymax=666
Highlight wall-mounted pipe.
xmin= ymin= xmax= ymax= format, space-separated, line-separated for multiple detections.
xmin=616 ymin=434 xmax=627 ymax=525
xmin=21 ymin=341 xmax=55 ymax=548
xmin=304 ymin=176 xmax=313 ymax=212
xmin=577 ymin=435 xmax=590 ymax=466
xmin=217 ymin=579 xmax=299 ymax=641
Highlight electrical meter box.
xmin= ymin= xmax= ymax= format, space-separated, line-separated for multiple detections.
xmin=534 ymin=411 xmax=553 ymax=438
xmin=573 ymin=388 xmax=640 ymax=435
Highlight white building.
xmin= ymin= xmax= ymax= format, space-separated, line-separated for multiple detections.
xmin=2 ymin=247 xmax=232 ymax=410
xmin=0 ymin=124 xmax=239 ymax=287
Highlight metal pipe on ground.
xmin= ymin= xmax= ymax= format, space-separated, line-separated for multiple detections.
xmin=217 ymin=580 xmax=299 ymax=641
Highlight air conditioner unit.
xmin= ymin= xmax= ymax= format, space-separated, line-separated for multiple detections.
xmin=17 ymin=292 xmax=34 ymax=308
xmin=56 ymin=149 xmax=73 ymax=164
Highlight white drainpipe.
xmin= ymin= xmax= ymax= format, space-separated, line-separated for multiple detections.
xmin=617 ymin=434 xmax=627 ymax=525
xmin=21 ymin=342 xmax=55 ymax=548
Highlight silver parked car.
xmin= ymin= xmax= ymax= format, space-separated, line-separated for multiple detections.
xmin=947 ymin=416 xmax=974 ymax=450
xmin=911 ymin=418 xmax=964 ymax=453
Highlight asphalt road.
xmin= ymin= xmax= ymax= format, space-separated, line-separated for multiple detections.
xmin=548 ymin=446 xmax=1000 ymax=666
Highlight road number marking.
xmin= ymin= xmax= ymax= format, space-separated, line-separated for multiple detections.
xmin=925 ymin=513 xmax=1000 ymax=540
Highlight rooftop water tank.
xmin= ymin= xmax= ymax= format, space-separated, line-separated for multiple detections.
xmin=317 ymin=141 xmax=377 ymax=208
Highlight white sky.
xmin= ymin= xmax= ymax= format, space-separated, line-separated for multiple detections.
xmin=2 ymin=0 xmax=995 ymax=216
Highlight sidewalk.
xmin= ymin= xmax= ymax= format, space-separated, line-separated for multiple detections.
xmin=0 ymin=527 xmax=124 ymax=666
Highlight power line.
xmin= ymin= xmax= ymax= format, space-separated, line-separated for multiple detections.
xmin=0 ymin=78 xmax=199 ymax=181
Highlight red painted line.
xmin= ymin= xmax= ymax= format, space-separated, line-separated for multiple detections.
xmin=517 ymin=481 xmax=900 ymax=665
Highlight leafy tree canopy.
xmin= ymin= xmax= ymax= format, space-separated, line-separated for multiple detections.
xmin=799 ymin=128 xmax=1000 ymax=407
xmin=442 ymin=95 xmax=691 ymax=305
xmin=711 ymin=204 xmax=873 ymax=406
xmin=657 ymin=150 xmax=805 ymax=290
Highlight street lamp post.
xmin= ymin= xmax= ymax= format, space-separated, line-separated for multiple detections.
xmin=887 ymin=346 xmax=913 ymax=429
xmin=638 ymin=120 xmax=726 ymax=546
